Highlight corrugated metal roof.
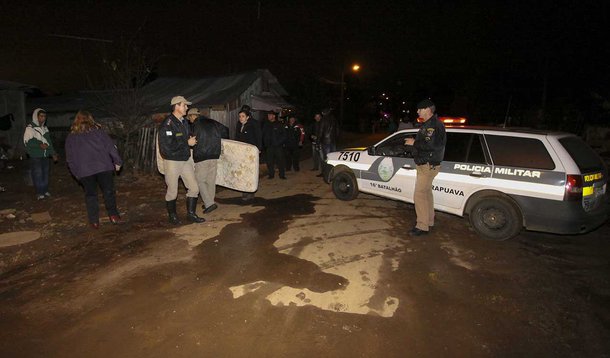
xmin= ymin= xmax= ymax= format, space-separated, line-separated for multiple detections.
xmin=142 ymin=71 xmax=260 ymax=110
xmin=27 ymin=69 xmax=290 ymax=115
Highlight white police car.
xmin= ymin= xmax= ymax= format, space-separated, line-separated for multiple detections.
xmin=323 ymin=127 xmax=608 ymax=240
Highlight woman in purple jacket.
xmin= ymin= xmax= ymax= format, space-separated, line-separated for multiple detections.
xmin=65 ymin=110 xmax=123 ymax=229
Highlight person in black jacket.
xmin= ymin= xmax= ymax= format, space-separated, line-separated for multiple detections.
xmin=404 ymin=99 xmax=446 ymax=236
xmin=158 ymin=96 xmax=205 ymax=224
xmin=235 ymin=108 xmax=262 ymax=200
xmin=284 ymin=116 xmax=305 ymax=171
xmin=191 ymin=108 xmax=229 ymax=214
xmin=236 ymin=108 xmax=262 ymax=150
xmin=316 ymin=108 xmax=338 ymax=177
xmin=308 ymin=113 xmax=323 ymax=171
xmin=318 ymin=108 xmax=338 ymax=160
xmin=262 ymin=111 xmax=287 ymax=179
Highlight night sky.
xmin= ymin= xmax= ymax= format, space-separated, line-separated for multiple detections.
xmin=1 ymin=0 xmax=608 ymax=122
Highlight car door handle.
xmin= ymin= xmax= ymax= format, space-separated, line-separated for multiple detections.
xmin=469 ymin=172 xmax=483 ymax=177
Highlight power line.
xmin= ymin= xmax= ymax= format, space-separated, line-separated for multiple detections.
xmin=47 ymin=34 xmax=113 ymax=43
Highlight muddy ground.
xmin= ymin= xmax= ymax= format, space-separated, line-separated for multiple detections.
xmin=0 ymin=134 xmax=609 ymax=357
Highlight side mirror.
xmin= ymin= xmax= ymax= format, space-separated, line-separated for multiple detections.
xmin=367 ymin=146 xmax=375 ymax=156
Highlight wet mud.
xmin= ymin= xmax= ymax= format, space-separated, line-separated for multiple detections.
xmin=194 ymin=194 xmax=349 ymax=293
xmin=1 ymin=148 xmax=609 ymax=357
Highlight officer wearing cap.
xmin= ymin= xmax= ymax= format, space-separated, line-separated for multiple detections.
xmin=158 ymin=96 xmax=205 ymax=224
xmin=404 ymin=99 xmax=446 ymax=236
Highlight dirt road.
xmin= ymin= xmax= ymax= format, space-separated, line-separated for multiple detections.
xmin=1 ymin=149 xmax=609 ymax=357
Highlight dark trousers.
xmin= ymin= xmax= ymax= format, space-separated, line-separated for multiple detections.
xmin=311 ymin=144 xmax=321 ymax=170
xmin=265 ymin=146 xmax=285 ymax=178
xmin=321 ymin=143 xmax=336 ymax=161
xmin=80 ymin=170 xmax=119 ymax=224
xmin=30 ymin=157 xmax=50 ymax=195
xmin=285 ymin=146 xmax=301 ymax=171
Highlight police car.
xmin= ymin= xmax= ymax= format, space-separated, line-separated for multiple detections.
xmin=323 ymin=127 xmax=609 ymax=240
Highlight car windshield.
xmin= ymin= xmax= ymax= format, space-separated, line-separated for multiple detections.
xmin=559 ymin=136 xmax=604 ymax=173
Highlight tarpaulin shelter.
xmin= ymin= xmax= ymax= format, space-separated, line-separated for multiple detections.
xmin=27 ymin=69 xmax=293 ymax=139
xmin=141 ymin=69 xmax=292 ymax=137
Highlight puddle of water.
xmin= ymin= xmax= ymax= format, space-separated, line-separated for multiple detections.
xmin=0 ymin=231 xmax=41 ymax=248
xmin=205 ymin=193 xmax=406 ymax=317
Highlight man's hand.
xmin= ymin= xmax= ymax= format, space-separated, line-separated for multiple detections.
xmin=404 ymin=137 xmax=415 ymax=146
xmin=188 ymin=136 xmax=197 ymax=146
xmin=40 ymin=143 xmax=49 ymax=150
xmin=52 ymin=154 xmax=59 ymax=163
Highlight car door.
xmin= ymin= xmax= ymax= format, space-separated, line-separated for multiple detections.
xmin=484 ymin=134 xmax=564 ymax=200
xmin=363 ymin=131 xmax=418 ymax=202
xmin=432 ymin=131 xmax=492 ymax=213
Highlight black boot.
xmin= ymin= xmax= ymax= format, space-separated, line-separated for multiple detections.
xmin=186 ymin=197 xmax=205 ymax=223
xmin=166 ymin=200 xmax=181 ymax=225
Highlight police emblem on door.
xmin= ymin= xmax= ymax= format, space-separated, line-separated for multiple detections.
xmin=378 ymin=157 xmax=395 ymax=182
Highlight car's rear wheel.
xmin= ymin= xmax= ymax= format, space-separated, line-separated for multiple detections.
xmin=332 ymin=171 xmax=359 ymax=201
xmin=469 ymin=196 xmax=522 ymax=241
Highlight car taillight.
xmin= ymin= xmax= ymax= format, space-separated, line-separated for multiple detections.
xmin=565 ymin=174 xmax=583 ymax=201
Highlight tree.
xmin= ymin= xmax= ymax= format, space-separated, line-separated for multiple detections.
xmin=87 ymin=37 xmax=159 ymax=171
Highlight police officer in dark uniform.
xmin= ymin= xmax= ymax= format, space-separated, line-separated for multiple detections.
xmin=262 ymin=111 xmax=287 ymax=179
xmin=284 ymin=116 xmax=304 ymax=171
xmin=404 ymin=99 xmax=446 ymax=236
xmin=158 ymin=96 xmax=205 ymax=224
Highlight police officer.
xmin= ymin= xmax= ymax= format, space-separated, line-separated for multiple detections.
xmin=262 ymin=111 xmax=287 ymax=179
xmin=158 ymin=96 xmax=205 ymax=224
xmin=284 ymin=116 xmax=305 ymax=171
xmin=404 ymin=99 xmax=446 ymax=236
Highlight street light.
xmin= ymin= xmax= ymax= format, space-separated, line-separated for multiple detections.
xmin=339 ymin=63 xmax=361 ymax=126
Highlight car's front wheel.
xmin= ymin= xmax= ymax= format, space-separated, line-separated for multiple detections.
xmin=332 ymin=171 xmax=359 ymax=201
xmin=469 ymin=196 xmax=522 ymax=241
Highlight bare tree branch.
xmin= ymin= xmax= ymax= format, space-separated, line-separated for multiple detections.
xmin=85 ymin=36 xmax=160 ymax=169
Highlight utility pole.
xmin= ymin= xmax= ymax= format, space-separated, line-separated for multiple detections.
xmin=339 ymin=64 xmax=360 ymax=126
xmin=339 ymin=69 xmax=345 ymax=126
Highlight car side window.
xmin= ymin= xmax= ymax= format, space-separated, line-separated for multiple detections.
xmin=444 ymin=133 xmax=486 ymax=164
xmin=485 ymin=135 xmax=555 ymax=170
xmin=468 ymin=135 xmax=486 ymax=164
xmin=375 ymin=133 xmax=415 ymax=158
